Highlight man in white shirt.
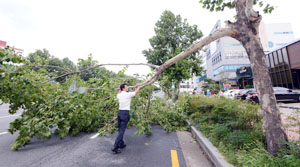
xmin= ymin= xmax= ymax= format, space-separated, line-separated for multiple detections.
xmin=112 ymin=83 xmax=140 ymax=154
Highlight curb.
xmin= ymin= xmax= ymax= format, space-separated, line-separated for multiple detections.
xmin=279 ymin=106 xmax=300 ymax=110
xmin=188 ymin=121 xmax=234 ymax=167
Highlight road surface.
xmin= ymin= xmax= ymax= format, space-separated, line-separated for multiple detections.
xmin=0 ymin=104 xmax=213 ymax=167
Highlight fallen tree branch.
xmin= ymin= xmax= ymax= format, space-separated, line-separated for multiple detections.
xmin=87 ymin=96 xmax=111 ymax=103
xmin=44 ymin=28 xmax=236 ymax=89
xmin=146 ymin=89 xmax=151 ymax=114
xmin=34 ymin=65 xmax=72 ymax=73
xmin=139 ymin=28 xmax=237 ymax=88
xmin=47 ymin=63 xmax=158 ymax=82
xmin=87 ymin=87 xmax=113 ymax=91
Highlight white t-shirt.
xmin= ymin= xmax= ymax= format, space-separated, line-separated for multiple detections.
xmin=117 ymin=91 xmax=136 ymax=110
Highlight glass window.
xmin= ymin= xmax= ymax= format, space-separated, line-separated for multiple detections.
xmin=270 ymin=74 xmax=273 ymax=83
xmin=286 ymin=70 xmax=292 ymax=84
xmin=272 ymin=73 xmax=278 ymax=86
xmin=280 ymin=71 xmax=287 ymax=88
xmin=277 ymin=50 xmax=283 ymax=64
xmin=276 ymin=72 xmax=283 ymax=86
xmin=265 ymin=55 xmax=270 ymax=67
xmin=269 ymin=54 xmax=274 ymax=67
xmin=273 ymin=52 xmax=278 ymax=66
xmin=282 ymin=47 xmax=289 ymax=64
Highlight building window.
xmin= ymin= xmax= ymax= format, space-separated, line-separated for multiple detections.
xmin=282 ymin=47 xmax=289 ymax=65
xmin=266 ymin=55 xmax=270 ymax=67
xmin=273 ymin=52 xmax=278 ymax=66
xmin=212 ymin=52 xmax=222 ymax=65
xmin=269 ymin=54 xmax=274 ymax=68
xmin=213 ymin=64 xmax=248 ymax=76
xmin=277 ymin=50 xmax=283 ymax=64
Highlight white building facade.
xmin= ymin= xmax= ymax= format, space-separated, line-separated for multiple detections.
xmin=206 ymin=20 xmax=295 ymax=87
xmin=179 ymin=76 xmax=198 ymax=94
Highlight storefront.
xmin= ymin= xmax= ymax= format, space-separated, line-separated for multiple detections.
xmin=266 ymin=38 xmax=300 ymax=89
xmin=236 ymin=66 xmax=253 ymax=89
xmin=236 ymin=38 xmax=300 ymax=89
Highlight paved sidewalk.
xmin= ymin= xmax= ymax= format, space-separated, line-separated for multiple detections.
xmin=177 ymin=131 xmax=213 ymax=167
xmin=278 ymin=103 xmax=300 ymax=141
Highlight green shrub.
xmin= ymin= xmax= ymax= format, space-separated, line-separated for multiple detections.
xmin=224 ymin=130 xmax=257 ymax=150
xmin=181 ymin=95 xmax=300 ymax=166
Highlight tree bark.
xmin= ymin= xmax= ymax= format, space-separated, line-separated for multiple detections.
xmin=233 ymin=0 xmax=288 ymax=156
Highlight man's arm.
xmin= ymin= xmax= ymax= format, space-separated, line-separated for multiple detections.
xmin=135 ymin=83 xmax=140 ymax=94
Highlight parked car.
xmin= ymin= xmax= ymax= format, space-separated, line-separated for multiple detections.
xmin=246 ymin=93 xmax=259 ymax=103
xmin=223 ymin=90 xmax=234 ymax=98
xmin=228 ymin=89 xmax=239 ymax=99
xmin=232 ymin=89 xmax=245 ymax=99
xmin=246 ymin=87 xmax=300 ymax=103
xmin=237 ymin=89 xmax=256 ymax=100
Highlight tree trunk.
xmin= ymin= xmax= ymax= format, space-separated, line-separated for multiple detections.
xmin=234 ymin=0 xmax=288 ymax=156
xmin=241 ymin=32 xmax=288 ymax=155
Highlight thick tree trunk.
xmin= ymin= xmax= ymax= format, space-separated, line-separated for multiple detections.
xmin=242 ymin=32 xmax=288 ymax=155
xmin=234 ymin=0 xmax=288 ymax=156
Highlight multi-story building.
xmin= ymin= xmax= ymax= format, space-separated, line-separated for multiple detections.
xmin=179 ymin=76 xmax=198 ymax=94
xmin=179 ymin=53 xmax=206 ymax=94
xmin=206 ymin=20 xmax=295 ymax=88
xmin=237 ymin=38 xmax=300 ymax=89
xmin=0 ymin=40 xmax=24 ymax=55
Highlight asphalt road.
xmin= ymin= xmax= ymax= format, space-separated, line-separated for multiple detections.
xmin=0 ymin=104 xmax=188 ymax=167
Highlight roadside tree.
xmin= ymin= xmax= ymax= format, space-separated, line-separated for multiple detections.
xmin=143 ymin=10 xmax=204 ymax=99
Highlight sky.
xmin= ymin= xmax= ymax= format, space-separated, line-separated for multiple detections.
xmin=0 ymin=0 xmax=299 ymax=76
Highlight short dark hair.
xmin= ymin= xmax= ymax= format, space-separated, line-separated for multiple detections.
xmin=120 ymin=83 xmax=127 ymax=91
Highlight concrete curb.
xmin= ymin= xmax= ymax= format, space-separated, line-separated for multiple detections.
xmin=279 ymin=105 xmax=300 ymax=110
xmin=188 ymin=121 xmax=234 ymax=167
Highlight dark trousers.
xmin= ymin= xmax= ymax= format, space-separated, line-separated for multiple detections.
xmin=114 ymin=110 xmax=130 ymax=147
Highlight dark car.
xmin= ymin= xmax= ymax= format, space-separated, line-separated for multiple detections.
xmin=247 ymin=87 xmax=300 ymax=103
xmin=236 ymin=89 xmax=256 ymax=100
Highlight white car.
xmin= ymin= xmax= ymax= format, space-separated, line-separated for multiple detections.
xmin=224 ymin=90 xmax=234 ymax=98
xmin=232 ymin=89 xmax=244 ymax=99
xmin=228 ymin=90 xmax=238 ymax=99
xmin=225 ymin=89 xmax=243 ymax=99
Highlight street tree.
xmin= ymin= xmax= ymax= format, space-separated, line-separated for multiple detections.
xmin=137 ymin=0 xmax=286 ymax=155
xmin=27 ymin=49 xmax=77 ymax=82
xmin=143 ymin=10 xmax=204 ymax=98
xmin=28 ymin=48 xmax=52 ymax=63
xmin=16 ymin=1 xmax=287 ymax=155
xmin=77 ymin=54 xmax=117 ymax=81
xmin=197 ymin=0 xmax=287 ymax=156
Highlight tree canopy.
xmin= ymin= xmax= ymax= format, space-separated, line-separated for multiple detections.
xmin=143 ymin=10 xmax=204 ymax=87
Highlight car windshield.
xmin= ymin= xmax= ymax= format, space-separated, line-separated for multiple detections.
xmin=239 ymin=89 xmax=250 ymax=94
xmin=248 ymin=89 xmax=257 ymax=93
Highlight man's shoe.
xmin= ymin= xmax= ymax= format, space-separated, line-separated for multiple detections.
xmin=111 ymin=147 xmax=121 ymax=154
xmin=119 ymin=144 xmax=126 ymax=149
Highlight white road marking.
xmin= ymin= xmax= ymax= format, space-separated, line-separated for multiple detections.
xmin=0 ymin=114 xmax=21 ymax=119
xmin=0 ymin=132 xmax=8 ymax=136
xmin=90 ymin=133 xmax=100 ymax=139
